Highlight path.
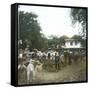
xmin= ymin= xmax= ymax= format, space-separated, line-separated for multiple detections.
xmin=33 ymin=60 xmax=86 ymax=84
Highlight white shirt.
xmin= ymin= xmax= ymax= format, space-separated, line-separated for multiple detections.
xmin=18 ymin=64 xmax=26 ymax=70
xmin=19 ymin=53 xmax=23 ymax=58
xmin=27 ymin=63 xmax=34 ymax=72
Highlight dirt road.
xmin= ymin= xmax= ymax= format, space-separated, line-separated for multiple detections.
xmin=18 ymin=59 xmax=87 ymax=85
xmin=32 ymin=60 xmax=86 ymax=84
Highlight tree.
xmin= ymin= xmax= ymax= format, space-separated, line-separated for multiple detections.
xmin=48 ymin=35 xmax=60 ymax=49
xmin=70 ymin=8 xmax=87 ymax=38
xmin=47 ymin=35 xmax=69 ymax=49
xmin=71 ymin=35 xmax=86 ymax=47
xmin=18 ymin=11 xmax=44 ymax=50
xmin=59 ymin=35 xmax=69 ymax=47
xmin=71 ymin=35 xmax=82 ymax=40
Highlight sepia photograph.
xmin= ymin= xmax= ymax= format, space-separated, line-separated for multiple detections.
xmin=17 ymin=4 xmax=87 ymax=85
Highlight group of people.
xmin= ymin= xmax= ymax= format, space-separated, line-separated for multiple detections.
xmin=18 ymin=58 xmax=43 ymax=84
xmin=18 ymin=47 xmax=62 ymax=84
xmin=18 ymin=40 xmax=86 ymax=84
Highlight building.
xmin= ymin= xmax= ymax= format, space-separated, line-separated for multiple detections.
xmin=62 ymin=39 xmax=81 ymax=49
xmin=60 ymin=39 xmax=86 ymax=52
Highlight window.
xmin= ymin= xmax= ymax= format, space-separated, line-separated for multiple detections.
xmin=70 ymin=41 xmax=73 ymax=46
xmin=75 ymin=41 xmax=78 ymax=45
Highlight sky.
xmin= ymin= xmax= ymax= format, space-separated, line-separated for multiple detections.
xmin=18 ymin=5 xmax=81 ymax=38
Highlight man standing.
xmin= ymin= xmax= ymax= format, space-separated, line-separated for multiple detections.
xmin=18 ymin=61 xmax=27 ymax=84
xmin=55 ymin=51 xmax=60 ymax=71
xmin=26 ymin=59 xmax=34 ymax=83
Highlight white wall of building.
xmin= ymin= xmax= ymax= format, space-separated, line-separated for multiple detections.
xmin=65 ymin=41 xmax=81 ymax=48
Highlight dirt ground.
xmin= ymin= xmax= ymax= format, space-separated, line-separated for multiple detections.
xmin=18 ymin=59 xmax=87 ymax=85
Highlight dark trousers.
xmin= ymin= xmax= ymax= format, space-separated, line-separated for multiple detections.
xmin=55 ymin=63 xmax=59 ymax=70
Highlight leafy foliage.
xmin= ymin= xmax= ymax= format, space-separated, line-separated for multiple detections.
xmin=71 ymin=35 xmax=86 ymax=47
xmin=18 ymin=11 xmax=86 ymax=50
xmin=19 ymin=11 xmax=46 ymax=50
xmin=70 ymin=8 xmax=87 ymax=38
xmin=48 ymin=35 xmax=69 ymax=49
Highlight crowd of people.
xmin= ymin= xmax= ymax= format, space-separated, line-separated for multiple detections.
xmin=18 ymin=40 xmax=86 ymax=84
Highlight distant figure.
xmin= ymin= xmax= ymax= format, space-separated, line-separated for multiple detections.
xmin=48 ymin=53 xmax=51 ymax=60
xmin=68 ymin=51 xmax=73 ymax=65
xmin=26 ymin=59 xmax=34 ymax=83
xmin=60 ymin=54 xmax=65 ymax=66
xmin=18 ymin=40 xmax=23 ymax=49
xmin=55 ymin=52 xmax=60 ymax=71
xmin=64 ymin=51 xmax=69 ymax=64
xmin=35 ymin=60 xmax=43 ymax=72
xmin=18 ymin=62 xmax=27 ymax=84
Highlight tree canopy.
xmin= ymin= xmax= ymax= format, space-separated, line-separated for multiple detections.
xmin=19 ymin=11 xmax=46 ymax=50
xmin=70 ymin=8 xmax=87 ymax=38
xmin=18 ymin=11 xmax=86 ymax=51
xmin=71 ymin=35 xmax=86 ymax=47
